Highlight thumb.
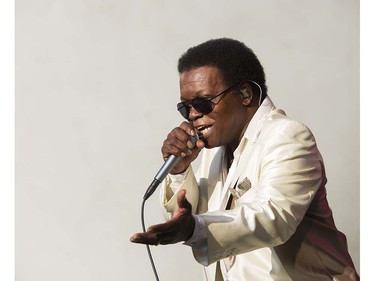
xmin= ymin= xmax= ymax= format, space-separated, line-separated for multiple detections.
xmin=177 ymin=189 xmax=192 ymax=211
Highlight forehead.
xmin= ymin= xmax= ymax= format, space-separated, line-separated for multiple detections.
xmin=179 ymin=66 xmax=225 ymax=99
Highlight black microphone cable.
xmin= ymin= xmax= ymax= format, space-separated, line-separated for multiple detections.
xmin=141 ymin=197 xmax=160 ymax=281
xmin=141 ymin=177 xmax=174 ymax=280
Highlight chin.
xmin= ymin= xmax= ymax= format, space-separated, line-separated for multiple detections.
xmin=201 ymin=138 xmax=210 ymax=148
xmin=202 ymin=138 xmax=220 ymax=149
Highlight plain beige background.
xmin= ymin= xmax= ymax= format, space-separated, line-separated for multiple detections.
xmin=16 ymin=0 xmax=359 ymax=280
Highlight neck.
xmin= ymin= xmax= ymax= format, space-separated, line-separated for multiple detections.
xmin=227 ymin=109 xmax=255 ymax=153
xmin=225 ymin=146 xmax=234 ymax=171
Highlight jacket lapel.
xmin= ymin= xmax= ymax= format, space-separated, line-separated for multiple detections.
xmin=219 ymin=97 xmax=276 ymax=209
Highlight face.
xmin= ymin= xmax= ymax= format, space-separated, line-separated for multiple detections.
xmin=179 ymin=66 xmax=253 ymax=150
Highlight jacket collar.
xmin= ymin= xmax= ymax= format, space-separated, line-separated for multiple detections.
xmin=233 ymin=96 xmax=276 ymax=159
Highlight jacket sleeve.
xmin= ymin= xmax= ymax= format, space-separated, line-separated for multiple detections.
xmin=160 ymin=165 xmax=201 ymax=220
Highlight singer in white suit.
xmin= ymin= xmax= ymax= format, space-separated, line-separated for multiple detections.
xmin=131 ymin=38 xmax=359 ymax=280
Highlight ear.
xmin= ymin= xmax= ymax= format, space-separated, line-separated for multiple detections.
xmin=239 ymin=83 xmax=253 ymax=106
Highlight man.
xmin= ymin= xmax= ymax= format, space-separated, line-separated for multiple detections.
xmin=131 ymin=38 xmax=359 ymax=280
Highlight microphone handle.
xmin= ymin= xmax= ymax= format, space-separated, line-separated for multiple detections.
xmin=143 ymin=134 xmax=198 ymax=200
xmin=143 ymin=155 xmax=180 ymax=200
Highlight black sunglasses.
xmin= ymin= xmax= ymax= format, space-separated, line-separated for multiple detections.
xmin=177 ymin=84 xmax=237 ymax=119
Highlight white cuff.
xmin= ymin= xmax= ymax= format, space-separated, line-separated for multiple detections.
xmin=184 ymin=214 xmax=207 ymax=246
xmin=168 ymin=169 xmax=189 ymax=193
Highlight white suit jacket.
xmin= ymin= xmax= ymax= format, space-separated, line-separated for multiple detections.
xmin=161 ymin=97 xmax=358 ymax=281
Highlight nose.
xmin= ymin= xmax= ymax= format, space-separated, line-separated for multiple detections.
xmin=188 ymin=104 xmax=203 ymax=121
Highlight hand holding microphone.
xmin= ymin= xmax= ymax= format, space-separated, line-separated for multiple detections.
xmin=143 ymin=122 xmax=204 ymax=200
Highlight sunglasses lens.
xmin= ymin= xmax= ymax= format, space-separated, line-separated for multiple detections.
xmin=177 ymin=103 xmax=189 ymax=119
xmin=192 ymin=99 xmax=214 ymax=115
xmin=177 ymin=98 xmax=214 ymax=119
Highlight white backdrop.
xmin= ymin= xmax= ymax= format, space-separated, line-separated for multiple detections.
xmin=16 ymin=1 xmax=359 ymax=280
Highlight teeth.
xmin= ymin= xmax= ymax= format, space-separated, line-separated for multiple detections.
xmin=196 ymin=125 xmax=211 ymax=132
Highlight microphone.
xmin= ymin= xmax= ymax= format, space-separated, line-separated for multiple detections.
xmin=143 ymin=133 xmax=198 ymax=200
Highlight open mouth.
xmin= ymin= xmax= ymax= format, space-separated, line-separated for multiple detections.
xmin=196 ymin=124 xmax=212 ymax=138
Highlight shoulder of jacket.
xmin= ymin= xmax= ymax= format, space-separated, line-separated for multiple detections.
xmin=266 ymin=109 xmax=313 ymax=137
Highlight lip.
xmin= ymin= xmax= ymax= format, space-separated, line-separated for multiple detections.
xmin=195 ymin=124 xmax=208 ymax=131
xmin=195 ymin=124 xmax=213 ymax=140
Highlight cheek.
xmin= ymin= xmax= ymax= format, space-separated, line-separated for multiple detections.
xmin=214 ymin=107 xmax=235 ymax=130
xmin=214 ymin=109 xmax=244 ymax=139
xmin=210 ymin=114 xmax=231 ymax=140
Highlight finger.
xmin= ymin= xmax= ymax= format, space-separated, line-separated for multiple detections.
xmin=195 ymin=139 xmax=205 ymax=150
xmin=176 ymin=189 xmax=192 ymax=211
xmin=162 ymin=128 xmax=194 ymax=159
xmin=162 ymin=137 xmax=191 ymax=159
xmin=179 ymin=122 xmax=199 ymax=149
xmin=179 ymin=121 xmax=197 ymax=137
xmin=130 ymin=232 xmax=159 ymax=245
xmin=147 ymin=220 xmax=179 ymax=234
